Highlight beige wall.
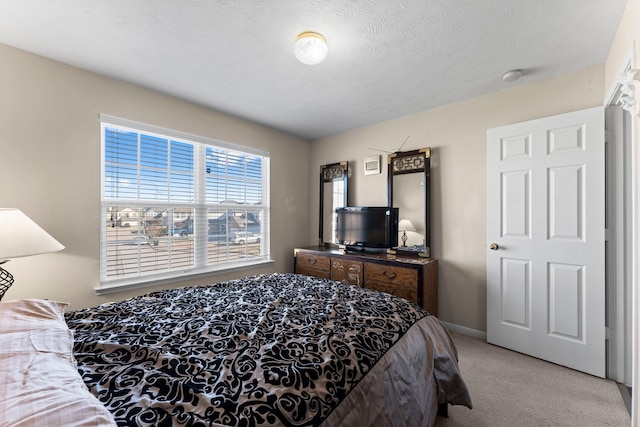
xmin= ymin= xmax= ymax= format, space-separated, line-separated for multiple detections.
xmin=0 ymin=43 xmax=311 ymax=309
xmin=310 ymin=65 xmax=605 ymax=332
xmin=605 ymin=0 xmax=640 ymax=92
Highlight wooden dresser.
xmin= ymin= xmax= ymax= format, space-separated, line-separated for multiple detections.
xmin=293 ymin=246 xmax=438 ymax=316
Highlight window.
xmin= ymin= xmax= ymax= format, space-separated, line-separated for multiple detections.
xmin=100 ymin=115 xmax=270 ymax=290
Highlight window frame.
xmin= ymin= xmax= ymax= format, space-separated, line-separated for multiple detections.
xmin=98 ymin=114 xmax=272 ymax=294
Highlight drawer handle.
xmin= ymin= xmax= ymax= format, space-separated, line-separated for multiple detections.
xmin=309 ymin=258 xmax=317 ymax=265
xmin=383 ymin=271 xmax=397 ymax=279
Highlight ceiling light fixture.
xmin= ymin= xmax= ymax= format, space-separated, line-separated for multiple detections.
xmin=502 ymin=69 xmax=522 ymax=83
xmin=294 ymin=32 xmax=328 ymax=65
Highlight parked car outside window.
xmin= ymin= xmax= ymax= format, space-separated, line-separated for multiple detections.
xmin=125 ymin=236 xmax=151 ymax=245
xmin=232 ymin=232 xmax=261 ymax=245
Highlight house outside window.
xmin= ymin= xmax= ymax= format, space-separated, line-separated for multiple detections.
xmin=100 ymin=115 xmax=271 ymax=290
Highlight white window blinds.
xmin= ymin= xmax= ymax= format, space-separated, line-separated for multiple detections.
xmin=100 ymin=115 xmax=270 ymax=289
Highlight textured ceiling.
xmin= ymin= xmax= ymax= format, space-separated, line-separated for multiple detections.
xmin=0 ymin=0 xmax=629 ymax=140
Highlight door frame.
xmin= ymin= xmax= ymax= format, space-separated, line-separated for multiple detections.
xmin=604 ymin=48 xmax=638 ymax=425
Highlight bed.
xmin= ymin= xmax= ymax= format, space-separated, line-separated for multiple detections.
xmin=0 ymin=273 xmax=471 ymax=426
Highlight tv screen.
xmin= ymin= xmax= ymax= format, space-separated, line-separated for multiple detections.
xmin=336 ymin=206 xmax=399 ymax=250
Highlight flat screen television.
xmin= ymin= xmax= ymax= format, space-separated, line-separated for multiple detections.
xmin=336 ymin=206 xmax=399 ymax=251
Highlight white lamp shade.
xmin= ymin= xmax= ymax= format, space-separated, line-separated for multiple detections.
xmin=294 ymin=32 xmax=328 ymax=65
xmin=0 ymin=209 xmax=64 ymax=260
xmin=398 ymin=219 xmax=416 ymax=232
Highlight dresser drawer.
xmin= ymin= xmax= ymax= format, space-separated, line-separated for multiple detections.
xmin=331 ymin=258 xmax=363 ymax=286
xmin=296 ymin=265 xmax=331 ymax=279
xmin=295 ymin=252 xmax=331 ymax=279
xmin=293 ymin=248 xmax=437 ymax=313
xmin=364 ymin=262 xmax=418 ymax=304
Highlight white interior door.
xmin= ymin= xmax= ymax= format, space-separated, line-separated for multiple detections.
xmin=486 ymin=106 xmax=606 ymax=378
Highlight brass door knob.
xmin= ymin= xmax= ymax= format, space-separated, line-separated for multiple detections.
xmin=489 ymin=243 xmax=499 ymax=251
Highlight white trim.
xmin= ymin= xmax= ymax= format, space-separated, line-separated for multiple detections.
xmin=605 ymin=45 xmax=639 ymax=427
xmin=605 ymin=47 xmax=637 ymax=107
xmin=100 ymin=114 xmax=270 ymax=158
xmin=605 ymin=106 xmax=632 ymax=384
xmin=632 ymin=110 xmax=638 ymax=427
xmin=440 ymin=321 xmax=487 ymax=340
xmin=95 ymin=258 xmax=275 ymax=295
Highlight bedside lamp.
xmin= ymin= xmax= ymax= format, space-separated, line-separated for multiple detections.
xmin=398 ymin=219 xmax=416 ymax=248
xmin=0 ymin=209 xmax=65 ymax=301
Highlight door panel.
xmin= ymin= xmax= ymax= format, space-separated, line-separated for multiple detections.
xmin=548 ymin=262 xmax=583 ymax=341
xmin=548 ymin=166 xmax=584 ymax=240
xmin=502 ymin=170 xmax=530 ymax=237
xmin=500 ymin=258 xmax=531 ymax=329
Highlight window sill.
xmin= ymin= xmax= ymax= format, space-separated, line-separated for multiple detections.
xmin=95 ymin=258 xmax=275 ymax=295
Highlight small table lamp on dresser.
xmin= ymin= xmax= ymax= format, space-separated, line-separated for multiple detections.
xmin=0 ymin=208 xmax=65 ymax=301
xmin=398 ymin=219 xmax=416 ymax=248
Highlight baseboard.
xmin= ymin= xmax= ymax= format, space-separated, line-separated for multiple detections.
xmin=440 ymin=321 xmax=487 ymax=341
xmin=616 ymin=383 xmax=632 ymax=415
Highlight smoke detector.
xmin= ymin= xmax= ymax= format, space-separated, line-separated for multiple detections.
xmin=502 ymin=69 xmax=522 ymax=83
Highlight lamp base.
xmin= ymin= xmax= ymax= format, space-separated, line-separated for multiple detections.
xmin=0 ymin=263 xmax=14 ymax=301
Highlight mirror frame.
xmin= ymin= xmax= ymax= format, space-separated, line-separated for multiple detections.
xmin=387 ymin=148 xmax=431 ymax=257
xmin=319 ymin=161 xmax=348 ymax=246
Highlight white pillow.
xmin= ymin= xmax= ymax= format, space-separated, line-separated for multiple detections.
xmin=0 ymin=299 xmax=116 ymax=427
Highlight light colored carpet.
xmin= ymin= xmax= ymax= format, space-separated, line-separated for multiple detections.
xmin=434 ymin=332 xmax=631 ymax=427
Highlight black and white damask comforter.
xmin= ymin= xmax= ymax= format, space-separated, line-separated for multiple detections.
xmin=65 ymin=273 xmax=471 ymax=427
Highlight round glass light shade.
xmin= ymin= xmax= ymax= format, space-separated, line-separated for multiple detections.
xmin=294 ymin=32 xmax=328 ymax=65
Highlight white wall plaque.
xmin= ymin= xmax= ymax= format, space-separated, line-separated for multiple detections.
xmin=364 ymin=155 xmax=381 ymax=175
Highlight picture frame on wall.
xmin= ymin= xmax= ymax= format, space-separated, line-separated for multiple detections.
xmin=363 ymin=155 xmax=381 ymax=175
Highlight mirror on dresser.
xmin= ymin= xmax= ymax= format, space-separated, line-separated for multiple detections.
xmin=319 ymin=161 xmax=348 ymax=246
xmin=387 ymin=148 xmax=431 ymax=257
